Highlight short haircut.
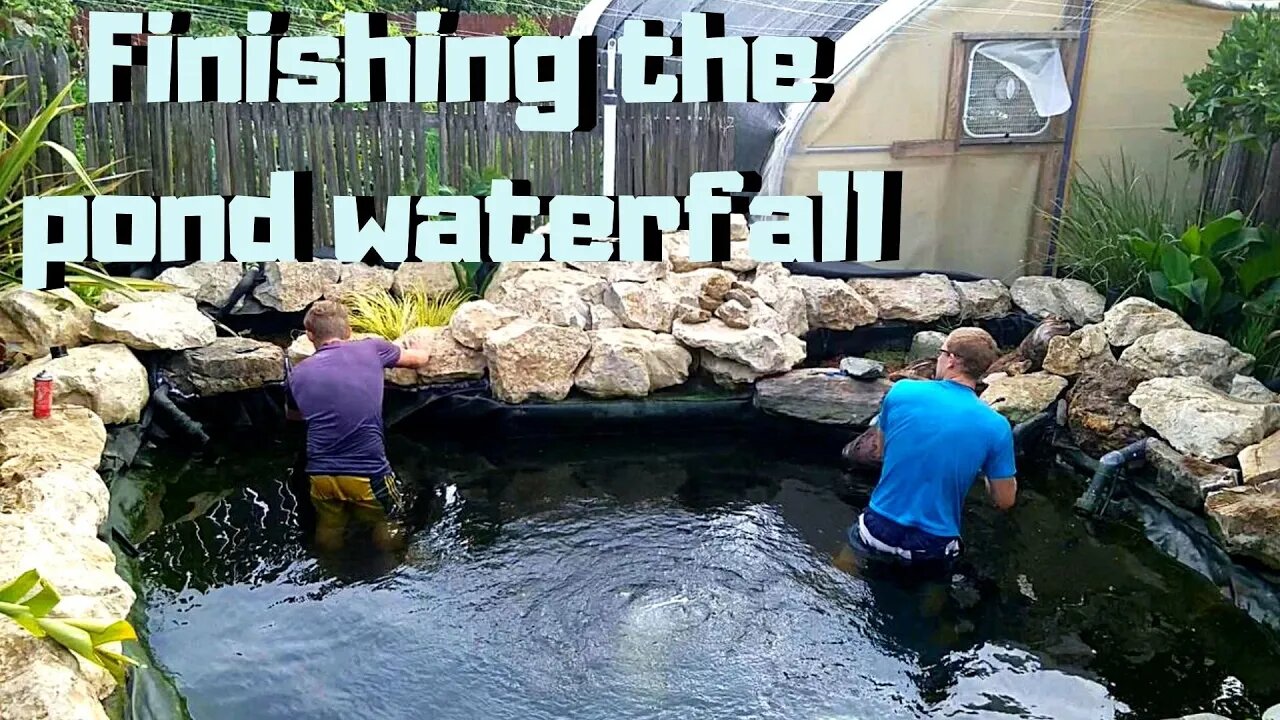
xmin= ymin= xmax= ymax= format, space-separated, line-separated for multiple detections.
xmin=303 ymin=300 xmax=350 ymax=343
xmin=945 ymin=327 xmax=1000 ymax=380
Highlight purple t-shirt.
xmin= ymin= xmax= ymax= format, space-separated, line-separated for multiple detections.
xmin=287 ymin=338 xmax=402 ymax=476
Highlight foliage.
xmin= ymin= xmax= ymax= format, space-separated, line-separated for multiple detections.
xmin=343 ymin=286 xmax=472 ymax=339
xmin=0 ymin=74 xmax=172 ymax=298
xmin=1051 ymin=154 xmax=1197 ymax=301
xmin=0 ymin=0 xmax=77 ymax=45
xmin=0 ymin=569 xmax=141 ymax=683
xmin=1169 ymin=7 xmax=1280 ymax=170
xmin=504 ymin=14 xmax=550 ymax=36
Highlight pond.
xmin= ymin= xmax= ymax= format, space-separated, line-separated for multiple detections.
xmin=127 ymin=427 xmax=1280 ymax=720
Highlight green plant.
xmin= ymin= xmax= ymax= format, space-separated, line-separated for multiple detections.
xmin=504 ymin=14 xmax=549 ymax=36
xmin=1169 ymin=7 xmax=1280 ymax=170
xmin=343 ymin=287 xmax=472 ymax=339
xmin=1126 ymin=210 xmax=1280 ymax=334
xmin=0 ymin=569 xmax=141 ymax=683
xmin=1051 ymin=154 xmax=1196 ymax=301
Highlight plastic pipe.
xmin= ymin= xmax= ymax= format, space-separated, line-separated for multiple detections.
xmin=150 ymin=384 xmax=210 ymax=446
xmin=1011 ymin=409 xmax=1054 ymax=448
xmin=218 ymin=262 xmax=266 ymax=319
xmin=602 ymin=38 xmax=618 ymax=197
xmin=1074 ymin=437 xmax=1151 ymax=516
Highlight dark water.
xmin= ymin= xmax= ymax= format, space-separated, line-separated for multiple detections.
xmin=129 ymin=430 xmax=1280 ymax=720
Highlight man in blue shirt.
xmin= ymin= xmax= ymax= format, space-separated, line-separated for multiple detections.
xmin=842 ymin=328 xmax=1017 ymax=575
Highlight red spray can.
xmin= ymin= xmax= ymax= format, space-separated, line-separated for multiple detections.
xmin=33 ymin=370 xmax=53 ymax=419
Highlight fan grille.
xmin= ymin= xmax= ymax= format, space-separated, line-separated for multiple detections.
xmin=963 ymin=48 xmax=1051 ymax=138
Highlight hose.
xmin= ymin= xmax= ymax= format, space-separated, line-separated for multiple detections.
xmin=1074 ymin=437 xmax=1151 ymax=517
xmin=218 ymin=262 xmax=267 ymax=320
xmin=150 ymin=381 xmax=210 ymax=446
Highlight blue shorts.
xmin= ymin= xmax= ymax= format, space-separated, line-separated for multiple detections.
xmin=847 ymin=508 xmax=963 ymax=566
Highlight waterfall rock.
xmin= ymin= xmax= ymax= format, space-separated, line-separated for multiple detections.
xmin=574 ymin=328 xmax=692 ymax=398
xmin=87 ymin=293 xmax=217 ymax=351
xmin=848 ymin=274 xmax=962 ymax=323
xmin=1009 ymin=276 xmax=1106 ymax=326
xmin=0 ymin=288 xmax=92 ymax=353
xmin=0 ymin=460 xmax=110 ymax=538
xmin=1129 ymin=376 xmax=1280 ymax=461
xmin=1042 ymin=324 xmax=1111 ymax=378
xmin=154 ymin=261 xmax=246 ymax=308
xmin=839 ymin=357 xmax=886 ymax=380
xmin=483 ymin=319 xmax=592 ymax=403
xmin=604 ymin=280 xmax=681 ymax=333
xmin=0 ymin=406 xmax=105 ymax=470
xmin=1144 ymin=439 xmax=1240 ymax=511
xmin=980 ymin=372 xmax=1068 ymax=423
xmin=395 ymin=326 xmax=487 ymax=384
xmin=1119 ymin=329 xmax=1254 ymax=390
xmin=907 ymin=331 xmax=948 ymax=363
xmin=1065 ymin=360 xmax=1149 ymax=456
xmin=390 ymin=262 xmax=460 ymax=298
xmin=1230 ymin=374 xmax=1278 ymax=404
xmin=567 ymin=261 xmax=668 ymax=284
xmin=325 ymin=262 xmax=395 ymax=301
xmin=1101 ymin=296 xmax=1190 ymax=347
xmin=955 ymin=279 xmax=1013 ymax=320
xmin=1205 ymin=481 xmax=1280 ymax=571
xmin=789 ymin=276 xmax=877 ymax=330
xmin=698 ymin=351 xmax=762 ymax=388
xmin=162 ymin=337 xmax=286 ymax=396
xmin=755 ymin=369 xmax=891 ymax=425
xmin=253 ymin=260 xmax=343 ymax=312
xmin=448 ymin=300 xmax=521 ymax=350
xmin=0 ymin=344 xmax=149 ymax=426
xmin=492 ymin=269 xmax=608 ymax=331
xmin=1239 ymin=431 xmax=1280 ymax=486
xmin=482 ymin=261 xmax=568 ymax=304
xmin=671 ymin=318 xmax=805 ymax=375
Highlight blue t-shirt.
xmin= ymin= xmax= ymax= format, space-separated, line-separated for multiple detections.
xmin=868 ymin=379 xmax=1017 ymax=539
xmin=287 ymin=338 xmax=402 ymax=476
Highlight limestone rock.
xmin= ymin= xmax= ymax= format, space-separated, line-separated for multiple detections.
xmin=574 ymin=328 xmax=692 ymax=398
xmin=662 ymin=231 xmax=719 ymax=273
xmin=589 ymin=303 xmax=624 ymax=330
xmin=492 ymin=269 xmax=608 ymax=331
xmin=448 ymin=300 xmax=520 ymax=351
xmin=391 ymin=262 xmax=460 ymax=298
xmin=980 ymin=372 xmax=1068 ymax=423
xmin=483 ymin=319 xmax=592 ymax=403
xmin=325 ymin=262 xmax=395 ymax=300
xmin=679 ymin=306 xmax=711 ymax=324
xmin=0 ymin=288 xmax=93 ymax=353
xmin=1239 ymin=431 xmax=1280 ymax=486
xmin=162 ymin=337 xmax=285 ymax=396
xmin=1009 ymin=276 xmax=1106 ymax=326
xmin=1129 ymin=376 xmax=1280 ymax=460
xmin=789 ymin=276 xmax=877 ymax=330
xmin=988 ymin=317 xmax=1073 ymax=377
xmin=566 ymin=261 xmax=667 ymax=284
xmin=907 ymin=331 xmax=947 ymax=363
xmin=1205 ymin=482 xmax=1280 ymax=571
xmin=722 ymin=240 xmax=758 ymax=273
xmin=955 ymin=279 xmax=1013 ymax=320
xmin=1264 ymin=703 xmax=1280 ymax=720
xmin=714 ymin=298 xmax=751 ymax=329
xmin=671 ymin=318 xmax=804 ymax=375
xmin=88 ymin=293 xmax=217 ymax=351
xmin=1102 ymin=296 xmax=1190 ymax=347
xmin=699 ymin=351 xmax=762 ymax=388
xmin=1145 ymin=439 xmax=1239 ymax=511
xmin=0 ymin=407 xmax=106 ymax=470
xmin=0 ymin=460 xmax=109 ymax=538
xmin=1119 ymin=329 xmax=1254 ymax=390
xmin=1231 ymin=374 xmax=1278 ymax=404
xmin=1043 ymin=324 xmax=1110 ymax=378
xmin=0 ymin=345 xmax=148 ymax=426
xmin=253 ymin=260 xmax=342 ymax=312
xmin=1066 ymin=361 xmax=1148 ymax=456
xmin=840 ymin=357 xmax=886 ymax=380
xmin=154 ymin=261 xmax=246 ymax=308
xmin=747 ymin=267 xmax=809 ymax=337
xmin=95 ymin=289 xmax=189 ymax=313
xmin=847 ymin=274 xmax=961 ymax=323
xmin=396 ymin=326 xmax=487 ymax=384
xmin=604 ymin=281 xmax=680 ymax=333
xmin=0 ymin=622 xmax=111 ymax=720
xmin=755 ymin=370 xmax=891 ymax=425
xmin=482 ymin=261 xmax=567 ymax=304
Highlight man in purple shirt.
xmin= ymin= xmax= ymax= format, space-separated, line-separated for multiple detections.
xmin=285 ymin=300 xmax=432 ymax=551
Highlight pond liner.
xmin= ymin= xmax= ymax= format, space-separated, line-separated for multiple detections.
xmin=785 ymin=261 xmax=988 ymax=283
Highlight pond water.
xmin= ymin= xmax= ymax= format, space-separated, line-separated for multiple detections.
xmin=129 ymin=428 xmax=1280 ymax=720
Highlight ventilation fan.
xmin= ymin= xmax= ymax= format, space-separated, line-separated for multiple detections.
xmin=962 ymin=41 xmax=1053 ymax=140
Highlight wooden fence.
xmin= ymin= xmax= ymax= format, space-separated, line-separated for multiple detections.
xmin=1200 ymin=139 xmax=1280 ymax=229
xmin=2 ymin=44 xmax=736 ymax=248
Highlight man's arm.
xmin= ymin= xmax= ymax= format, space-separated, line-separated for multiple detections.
xmin=985 ymin=476 xmax=1017 ymax=511
xmin=394 ymin=347 xmax=431 ymax=368
xmin=983 ymin=422 xmax=1018 ymax=511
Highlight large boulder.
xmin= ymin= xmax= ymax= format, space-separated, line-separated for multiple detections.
xmin=1042 ymin=324 xmax=1111 ymax=378
xmin=0 ymin=618 xmax=112 ymax=720
xmin=1204 ymin=482 xmax=1280 ymax=571
xmin=746 ymin=267 xmax=809 ymax=337
xmin=847 ymin=274 xmax=961 ymax=323
xmin=955 ymin=279 xmax=1013 ymax=320
xmin=1239 ymin=431 xmax=1280 ymax=486
xmin=0 ymin=460 xmax=109 ymax=537
xmin=1144 ymin=439 xmax=1239 ymax=511
xmin=395 ymin=326 xmax=487 ymax=384
xmin=671 ymin=318 xmax=805 ymax=375
xmin=1009 ymin=276 xmax=1106 ymax=326
xmin=154 ymin=261 xmax=246 ymax=308
xmin=589 ymin=303 xmax=624 ymax=330
xmin=907 ymin=331 xmax=947 ymax=363
xmin=604 ymin=280 xmax=681 ymax=333
xmin=0 ymin=344 xmax=149 ymax=426
xmin=574 ymin=328 xmax=692 ymax=398
xmin=87 ymin=293 xmax=217 ymax=351
xmin=482 ymin=261 xmax=568 ymax=304
xmin=839 ymin=357 xmax=886 ymax=380
xmin=251 ymin=260 xmax=343 ymax=312
xmin=448 ymin=300 xmax=520 ymax=350
xmin=788 ymin=276 xmax=877 ymax=330
xmin=0 ymin=406 xmax=106 ymax=470
xmin=482 ymin=319 xmax=592 ymax=403
xmin=491 ymin=269 xmax=607 ymax=330
xmin=698 ymin=351 xmax=762 ymax=388
xmin=1128 ymin=377 xmax=1280 ymax=460
xmin=1119 ymin=329 xmax=1254 ymax=390
xmin=162 ymin=337 xmax=285 ymax=396
xmin=0 ymin=288 xmax=93 ymax=353
xmin=566 ymin=261 xmax=667 ymax=284
xmin=390 ymin=262 xmax=460 ymax=297
xmin=1101 ymin=296 xmax=1190 ymax=347
xmin=661 ymin=231 xmax=729 ymax=273
xmin=980 ymin=372 xmax=1068 ymax=423
xmin=324 ymin=262 xmax=395 ymax=301
xmin=1065 ymin=361 xmax=1149 ymax=456
xmin=754 ymin=370 xmax=891 ymax=425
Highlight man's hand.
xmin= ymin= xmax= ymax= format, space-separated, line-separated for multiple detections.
xmin=985 ymin=476 xmax=1017 ymax=511
xmin=395 ymin=348 xmax=432 ymax=369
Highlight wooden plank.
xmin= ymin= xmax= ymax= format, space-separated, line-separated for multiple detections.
xmin=942 ymin=35 xmax=967 ymax=142
xmin=890 ymin=139 xmax=1056 ymax=159
xmin=957 ymin=30 xmax=1078 ymax=41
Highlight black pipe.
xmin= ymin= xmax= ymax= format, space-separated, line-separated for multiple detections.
xmin=1011 ymin=410 xmax=1054 ymax=449
xmin=218 ymin=262 xmax=267 ymax=320
xmin=1075 ymin=437 xmax=1151 ymax=516
xmin=150 ymin=383 xmax=210 ymax=446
